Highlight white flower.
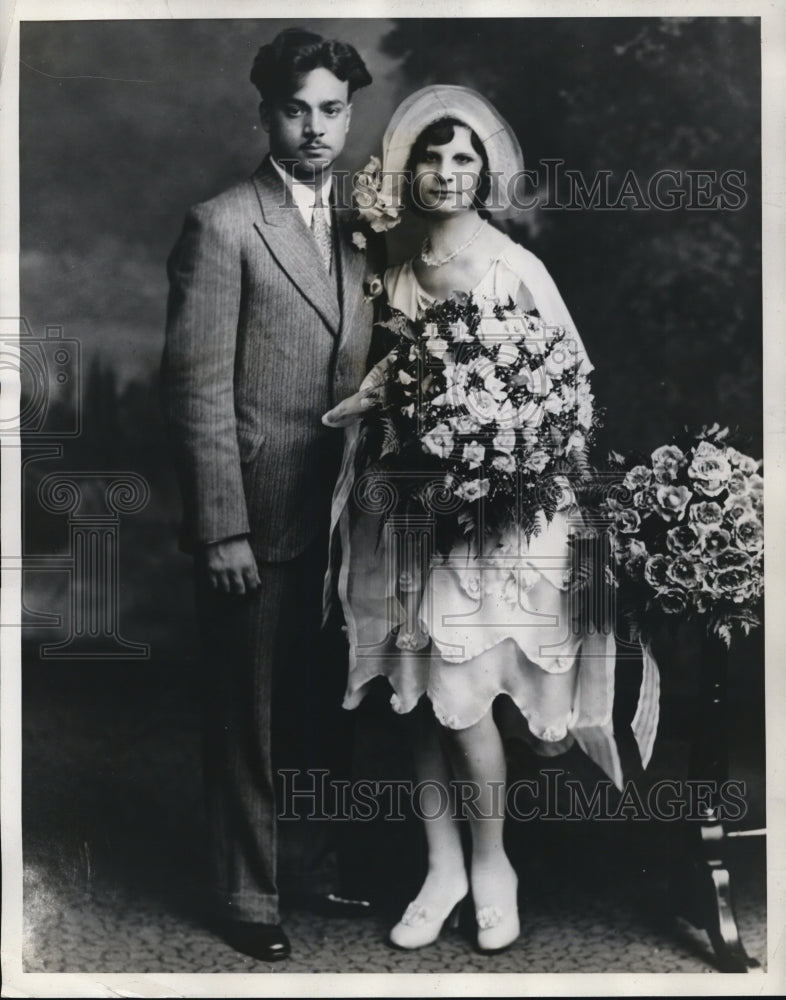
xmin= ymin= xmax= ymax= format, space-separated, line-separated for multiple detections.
xmin=688 ymin=501 xmax=724 ymax=531
xmin=520 ymin=426 xmax=539 ymax=447
xmin=397 ymin=369 xmax=415 ymax=385
xmin=492 ymin=398 xmax=517 ymax=428
xmin=516 ymin=399 xmax=546 ymax=428
xmin=496 ymin=342 xmax=520 ymax=367
xmin=624 ymin=538 xmax=649 ymax=577
xmin=616 ymin=509 xmax=642 ymax=534
xmin=695 ymin=439 xmax=723 ymax=458
xmin=455 ymin=478 xmax=490 ymax=502
xmin=734 ymin=515 xmax=763 ymax=554
xmin=477 ymin=315 xmax=506 ymax=344
xmin=465 ymin=388 xmax=499 ymax=425
xmin=666 ymin=524 xmax=702 ymax=553
xmin=624 ymin=466 xmax=652 ymax=491
xmin=651 ymin=444 xmax=685 ymax=484
xmin=687 ymin=452 xmax=732 ymax=496
xmin=524 ymin=449 xmax=551 ymax=473
xmin=577 ymin=398 xmax=594 ymax=429
xmin=422 ymin=423 xmax=454 ymax=458
xmin=483 ymin=370 xmax=508 ymax=401
xmin=654 ymin=484 xmax=693 ymax=521
xmin=354 ymin=156 xmax=403 ymax=232
xmin=450 ymin=414 xmax=482 ymax=435
xmin=458 ymin=571 xmax=482 ymax=599
xmin=425 ymin=335 xmax=450 ymax=360
xmin=725 ymin=448 xmax=760 ymax=474
xmin=431 ymin=363 xmax=468 ymax=408
xmin=493 ymin=428 xmax=517 ymax=453
xmin=505 ymin=316 xmax=531 ymax=343
xmin=462 ymin=440 xmax=486 ymax=468
xmin=723 ymin=493 xmax=754 ymax=522
xmin=492 ymin=453 xmax=517 ymax=474
xmin=544 ymin=394 xmax=565 ymax=416
xmin=351 ymin=230 xmax=367 ymax=251
xmin=544 ymin=338 xmax=579 ymax=376
xmin=517 ymin=365 xmax=552 ymax=398
xmin=566 ymin=430 xmax=586 ymax=455
xmin=363 ymin=274 xmax=384 ymax=300
xmin=747 ymin=473 xmax=764 ymax=497
xmin=576 ymin=378 xmax=593 ymax=403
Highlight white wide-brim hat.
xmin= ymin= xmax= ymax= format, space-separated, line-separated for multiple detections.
xmin=381 ymin=85 xmax=524 ymax=212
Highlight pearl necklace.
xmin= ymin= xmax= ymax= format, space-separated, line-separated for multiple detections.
xmin=420 ymin=220 xmax=486 ymax=268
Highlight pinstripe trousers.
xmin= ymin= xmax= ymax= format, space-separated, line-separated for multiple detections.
xmin=195 ymin=533 xmax=352 ymax=924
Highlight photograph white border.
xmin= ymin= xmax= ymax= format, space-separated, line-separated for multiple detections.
xmin=2 ymin=0 xmax=784 ymax=995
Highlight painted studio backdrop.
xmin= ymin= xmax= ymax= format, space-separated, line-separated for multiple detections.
xmin=17 ymin=17 xmax=764 ymax=973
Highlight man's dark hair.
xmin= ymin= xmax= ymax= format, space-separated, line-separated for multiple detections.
xmin=406 ymin=117 xmax=492 ymax=213
xmin=250 ymin=27 xmax=372 ymax=103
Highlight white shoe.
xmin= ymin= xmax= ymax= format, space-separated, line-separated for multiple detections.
xmin=475 ymin=875 xmax=520 ymax=953
xmin=389 ymin=890 xmax=467 ymax=950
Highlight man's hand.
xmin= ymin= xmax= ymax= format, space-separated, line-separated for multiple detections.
xmin=203 ymin=537 xmax=260 ymax=594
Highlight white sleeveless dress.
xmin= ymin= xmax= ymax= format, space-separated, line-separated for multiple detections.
xmin=329 ymin=236 xmax=660 ymax=787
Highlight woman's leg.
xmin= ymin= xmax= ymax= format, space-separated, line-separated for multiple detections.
xmin=445 ymin=706 xmax=520 ymax=950
xmin=389 ymin=702 xmax=467 ymax=947
xmin=410 ymin=702 xmax=468 ymax=905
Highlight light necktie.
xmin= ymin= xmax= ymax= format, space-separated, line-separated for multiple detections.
xmin=310 ymin=203 xmax=333 ymax=274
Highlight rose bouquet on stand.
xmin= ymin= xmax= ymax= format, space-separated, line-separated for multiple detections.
xmin=601 ymin=424 xmax=763 ymax=646
xmin=600 ymin=429 xmax=764 ymax=970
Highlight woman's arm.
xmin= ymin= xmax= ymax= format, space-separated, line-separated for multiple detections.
xmin=321 ymin=351 xmax=394 ymax=427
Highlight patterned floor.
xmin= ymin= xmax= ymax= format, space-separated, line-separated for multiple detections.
xmin=18 ymin=659 xmax=767 ymax=978
xmin=21 ymin=839 xmax=766 ymax=975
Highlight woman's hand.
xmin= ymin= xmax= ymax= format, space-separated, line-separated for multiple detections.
xmin=321 ymin=352 xmax=393 ymax=428
xmin=321 ymin=384 xmax=385 ymax=428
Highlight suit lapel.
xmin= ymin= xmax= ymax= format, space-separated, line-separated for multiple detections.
xmin=251 ymin=160 xmax=341 ymax=335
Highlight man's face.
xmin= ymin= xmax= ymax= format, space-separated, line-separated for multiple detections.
xmin=262 ymin=67 xmax=352 ymax=182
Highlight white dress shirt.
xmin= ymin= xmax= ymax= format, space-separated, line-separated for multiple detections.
xmin=270 ymin=157 xmax=333 ymax=231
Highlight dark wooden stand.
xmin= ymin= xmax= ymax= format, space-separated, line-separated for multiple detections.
xmin=670 ymin=634 xmax=760 ymax=972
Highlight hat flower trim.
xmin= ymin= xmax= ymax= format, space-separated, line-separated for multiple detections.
xmin=353 ymin=155 xmax=403 ymax=233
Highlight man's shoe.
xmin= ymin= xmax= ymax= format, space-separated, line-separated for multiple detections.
xmin=220 ymin=921 xmax=291 ymax=962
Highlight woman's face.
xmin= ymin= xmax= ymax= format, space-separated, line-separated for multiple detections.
xmin=411 ymin=125 xmax=485 ymax=216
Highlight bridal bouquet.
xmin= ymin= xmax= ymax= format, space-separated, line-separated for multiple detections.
xmin=601 ymin=424 xmax=763 ymax=645
xmin=360 ymin=294 xmax=599 ymax=543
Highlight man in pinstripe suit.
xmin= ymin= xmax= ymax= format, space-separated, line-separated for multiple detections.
xmin=161 ymin=29 xmax=378 ymax=961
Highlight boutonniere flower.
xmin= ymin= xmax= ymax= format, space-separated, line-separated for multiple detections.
xmin=363 ymin=273 xmax=384 ymax=301
xmin=351 ymin=230 xmax=368 ymax=251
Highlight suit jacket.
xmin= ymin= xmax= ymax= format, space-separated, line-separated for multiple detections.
xmin=161 ymin=157 xmax=379 ymax=562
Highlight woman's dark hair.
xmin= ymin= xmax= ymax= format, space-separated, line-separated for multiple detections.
xmin=250 ymin=27 xmax=372 ymax=103
xmin=406 ymin=117 xmax=491 ymax=212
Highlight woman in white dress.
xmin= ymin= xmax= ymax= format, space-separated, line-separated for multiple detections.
xmin=324 ymin=86 xmax=658 ymax=953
